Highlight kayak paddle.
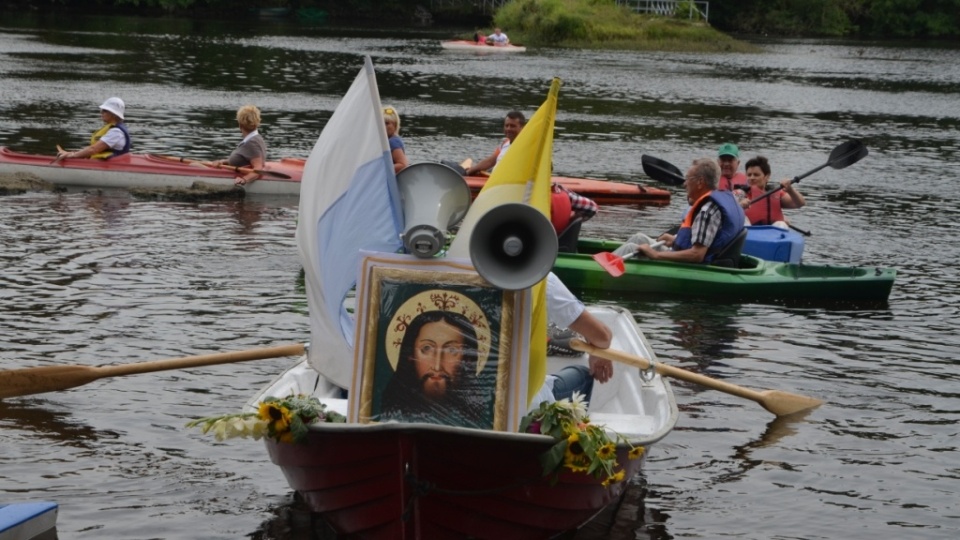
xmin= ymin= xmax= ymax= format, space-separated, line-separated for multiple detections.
xmin=151 ymin=154 xmax=293 ymax=180
xmin=49 ymin=145 xmax=69 ymax=165
xmin=568 ymin=339 xmax=824 ymax=417
xmin=748 ymin=139 xmax=868 ymax=205
xmin=592 ymin=240 xmax=665 ymax=277
xmin=641 ymin=155 xmax=685 ymax=186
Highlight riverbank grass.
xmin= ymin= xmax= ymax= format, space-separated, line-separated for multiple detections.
xmin=493 ymin=0 xmax=757 ymax=52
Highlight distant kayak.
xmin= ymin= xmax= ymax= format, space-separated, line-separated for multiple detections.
xmin=440 ymin=40 xmax=527 ymax=53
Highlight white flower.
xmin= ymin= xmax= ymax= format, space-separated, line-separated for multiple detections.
xmin=569 ymin=391 xmax=589 ymax=421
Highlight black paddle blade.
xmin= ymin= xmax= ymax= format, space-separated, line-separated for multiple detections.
xmin=828 ymin=139 xmax=869 ymax=170
xmin=641 ymin=155 xmax=685 ymax=186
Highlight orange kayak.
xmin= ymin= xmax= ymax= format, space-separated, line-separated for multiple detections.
xmin=465 ymin=175 xmax=670 ymax=206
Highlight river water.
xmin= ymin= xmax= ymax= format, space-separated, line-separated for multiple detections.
xmin=1 ymin=13 xmax=959 ymax=540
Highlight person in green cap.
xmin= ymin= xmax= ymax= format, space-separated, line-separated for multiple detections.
xmin=717 ymin=142 xmax=747 ymax=191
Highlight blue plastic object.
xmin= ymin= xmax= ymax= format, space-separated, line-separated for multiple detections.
xmin=743 ymin=225 xmax=805 ymax=263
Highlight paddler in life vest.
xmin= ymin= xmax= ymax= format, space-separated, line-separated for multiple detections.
xmin=613 ymin=158 xmax=745 ymax=264
xmin=740 ymin=155 xmax=806 ymax=228
xmin=55 ymin=97 xmax=131 ymax=161
xmin=717 ymin=142 xmax=747 ymax=192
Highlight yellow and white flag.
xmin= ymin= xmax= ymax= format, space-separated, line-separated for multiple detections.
xmin=448 ymin=77 xmax=561 ymax=406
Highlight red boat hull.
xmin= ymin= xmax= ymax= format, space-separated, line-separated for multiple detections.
xmin=1 ymin=147 xmax=669 ymax=205
xmin=266 ymin=424 xmax=645 ymax=539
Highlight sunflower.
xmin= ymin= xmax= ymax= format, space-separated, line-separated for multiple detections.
xmin=597 ymin=442 xmax=616 ymax=460
xmin=601 ymin=469 xmax=626 ymax=487
xmin=519 ymin=393 xmax=636 ymax=489
xmin=259 ymin=402 xmax=292 ymax=433
xmin=190 ymin=395 xmax=344 ymax=445
xmin=628 ymin=446 xmax=645 ymax=460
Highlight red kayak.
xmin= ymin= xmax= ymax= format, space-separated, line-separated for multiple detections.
xmin=0 ymin=147 xmax=303 ymax=196
xmin=0 ymin=147 xmax=670 ymax=205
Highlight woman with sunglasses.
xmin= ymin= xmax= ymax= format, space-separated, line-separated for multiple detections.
xmin=383 ymin=106 xmax=409 ymax=174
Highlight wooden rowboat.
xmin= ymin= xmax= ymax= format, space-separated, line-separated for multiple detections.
xmin=246 ymin=306 xmax=678 ymax=539
xmin=553 ymin=238 xmax=896 ymax=303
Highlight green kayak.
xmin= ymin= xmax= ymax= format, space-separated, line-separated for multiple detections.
xmin=552 ymin=238 xmax=896 ymax=303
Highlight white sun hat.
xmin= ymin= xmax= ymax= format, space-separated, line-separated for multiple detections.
xmin=99 ymin=97 xmax=125 ymax=120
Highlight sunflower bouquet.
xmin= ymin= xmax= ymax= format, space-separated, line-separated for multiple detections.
xmin=520 ymin=392 xmax=644 ymax=487
xmin=186 ymin=394 xmax=345 ymax=444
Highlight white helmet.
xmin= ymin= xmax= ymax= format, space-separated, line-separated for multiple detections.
xmin=99 ymin=97 xmax=125 ymax=120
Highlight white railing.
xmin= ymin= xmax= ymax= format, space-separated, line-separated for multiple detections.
xmin=616 ymin=1 xmax=709 ymax=22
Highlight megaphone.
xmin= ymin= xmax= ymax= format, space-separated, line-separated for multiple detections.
xmin=469 ymin=202 xmax=558 ymax=290
xmin=396 ymin=162 xmax=472 ymax=258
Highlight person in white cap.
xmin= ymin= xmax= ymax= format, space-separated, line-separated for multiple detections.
xmin=55 ymin=97 xmax=130 ymax=161
xmin=206 ymin=104 xmax=267 ymax=186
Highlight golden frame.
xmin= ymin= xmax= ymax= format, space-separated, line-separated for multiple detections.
xmin=350 ymin=253 xmax=530 ymax=431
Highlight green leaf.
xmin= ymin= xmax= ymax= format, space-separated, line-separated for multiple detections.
xmin=540 ymin=440 xmax=568 ymax=476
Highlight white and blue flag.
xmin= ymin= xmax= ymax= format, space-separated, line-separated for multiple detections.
xmin=296 ymin=56 xmax=403 ymax=388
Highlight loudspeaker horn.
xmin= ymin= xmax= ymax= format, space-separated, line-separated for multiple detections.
xmin=395 ymin=162 xmax=472 ymax=258
xmin=469 ymin=202 xmax=558 ymax=290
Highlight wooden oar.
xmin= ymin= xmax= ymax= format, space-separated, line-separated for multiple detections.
xmin=592 ymin=240 xmax=665 ymax=277
xmin=0 ymin=343 xmax=305 ymax=399
xmin=748 ymin=139 xmax=868 ymax=205
xmin=150 ymin=154 xmax=293 ymax=180
xmin=569 ymin=339 xmax=823 ymax=417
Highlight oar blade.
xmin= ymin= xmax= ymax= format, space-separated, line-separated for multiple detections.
xmin=0 ymin=365 xmax=101 ymax=399
xmin=641 ymin=155 xmax=685 ymax=186
xmin=592 ymin=252 xmax=626 ymax=277
xmin=758 ymin=390 xmax=824 ymax=417
xmin=828 ymin=139 xmax=868 ymax=170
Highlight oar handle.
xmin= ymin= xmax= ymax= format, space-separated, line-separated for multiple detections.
xmin=569 ymin=339 xmax=763 ymax=401
xmin=99 ymin=343 xmax=306 ymax=377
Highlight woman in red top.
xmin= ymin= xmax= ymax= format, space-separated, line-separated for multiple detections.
xmin=740 ymin=156 xmax=806 ymax=227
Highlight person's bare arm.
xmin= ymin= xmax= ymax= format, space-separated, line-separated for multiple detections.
xmin=392 ymin=148 xmax=409 ymax=173
xmin=568 ymin=309 xmax=613 ymax=383
xmin=780 ymin=179 xmax=806 ymax=209
xmin=638 ymin=243 xmax=708 ymax=263
xmin=57 ymin=140 xmax=110 ymax=159
xmin=464 ymin=152 xmax=497 ymax=176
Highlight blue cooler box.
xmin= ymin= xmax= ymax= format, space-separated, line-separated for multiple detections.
xmin=743 ymin=225 xmax=804 ymax=263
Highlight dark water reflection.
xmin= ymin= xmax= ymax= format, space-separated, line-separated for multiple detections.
xmin=2 ymin=13 xmax=960 ymax=540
